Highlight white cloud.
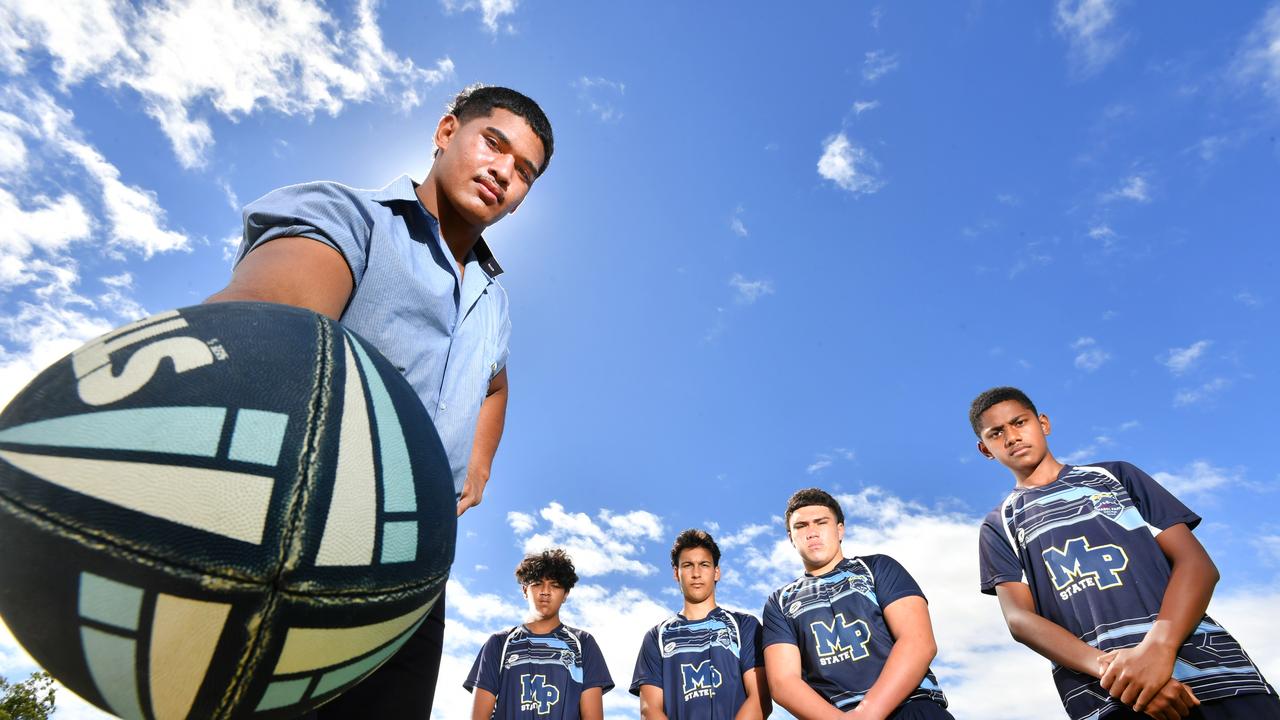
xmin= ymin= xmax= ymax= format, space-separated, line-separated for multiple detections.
xmin=1254 ymin=535 xmax=1280 ymax=566
xmin=1152 ymin=460 xmax=1241 ymax=497
xmin=4 ymin=0 xmax=454 ymax=168
xmin=995 ymin=192 xmax=1020 ymax=206
xmin=1072 ymin=336 xmax=1110 ymax=371
xmin=1159 ymin=340 xmax=1212 ymax=375
xmin=1103 ymin=174 xmax=1151 ymax=203
xmin=1174 ymin=377 xmax=1230 ymax=407
xmin=446 ymin=578 xmax=524 ymax=625
xmin=1235 ymin=290 xmax=1264 ymax=308
xmin=1232 ymin=3 xmax=1280 ymax=104
xmin=1054 ymin=0 xmax=1124 ymax=77
xmin=507 ymin=502 xmax=662 ymax=577
xmin=728 ymin=273 xmax=774 ymax=304
xmin=0 ymin=188 xmax=93 ymax=270
xmin=1087 ymin=224 xmax=1118 ymax=251
xmin=573 ymin=76 xmax=625 ymax=123
xmin=717 ymin=522 xmax=773 ymax=550
xmin=729 ymin=205 xmax=748 ymax=237
xmin=441 ymin=0 xmax=519 ymax=33
xmin=862 ymin=50 xmax=900 ymax=82
xmin=806 ymin=448 xmax=856 ymax=474
xmin=1060 ymin=435 xmax=1114 ymax=465
xmin=817 ymin=133 xmax=884 ymax=195
xmin=853 ymin=99 xmax=880 ymax=115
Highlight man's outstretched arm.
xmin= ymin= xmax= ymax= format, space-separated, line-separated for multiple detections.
xmin=850 ymin=596 xmax=935 ymax=719
xmin=205 ymin=237 xmax=353 ymax=320
xmin=763 ymin=644 xmax=841 ymax=720
xmin=458 ymin=367 xmax=508 ymax=517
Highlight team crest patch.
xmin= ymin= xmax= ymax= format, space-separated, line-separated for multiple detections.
xmin=664 ymin=641 xmax=677 ymax=654
xmin=507 ymin=653 xmax=520 ymax=666
xmin=849 ymin=576 xmax=872 ymax=595
xmin=789 ymin=601 xmax=802 ymax=614
xmin=1090 ymin=492 xmax=1123 ymax=520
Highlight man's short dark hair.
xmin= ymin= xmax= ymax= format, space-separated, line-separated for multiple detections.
xmin=670 ymin=529 xmax=721 ymax=567
xmin=969 ymin=386 xmax=1038 ymax=436
xmin=515 ymin=548 xmax=578 ymax=590
xmin=445 ymin=84 xmax=554 ymax=174
xmin=784 ymin=488 xmax=844 ymax=532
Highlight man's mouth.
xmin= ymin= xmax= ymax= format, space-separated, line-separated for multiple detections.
xmin=475 ymin=177 xmax=504 ymax=205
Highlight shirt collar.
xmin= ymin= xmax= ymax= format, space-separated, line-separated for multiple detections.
xmin=373 ymin=174 xmax=505 ymax=278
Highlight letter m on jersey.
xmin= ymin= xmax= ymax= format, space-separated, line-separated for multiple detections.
xmin=680 ymin=660 xmax=723 ymax=693
xmin=519 ymin=674 xmax=560 ymax=715
xmin=809 ymin=613 xmax=871 ymax=660
xmin=1042 ymin=536 xmax=1129 ymax=590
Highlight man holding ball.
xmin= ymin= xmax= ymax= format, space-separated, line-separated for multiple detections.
xmin=207 ymin=84 xmax=554 ymax=717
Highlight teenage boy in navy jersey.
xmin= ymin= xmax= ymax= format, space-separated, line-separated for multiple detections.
xmin=465 ymin=549 xmax=613 ymax=719
xmin=762 ymin=489 xmax=951 ymax=719
xmin=972 ymin=386 xmax=1280 ymax=720
xmin=631 ymin=529 xmax=772 ymax=719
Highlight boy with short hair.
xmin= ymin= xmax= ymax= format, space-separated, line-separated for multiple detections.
xmin=972 ymin=386 xmax=1279 ymax=720
xmin=762 ymin=488 xmax=951 ymax=719
xmin=465 ymin=549 xmax=614 ymax=719
xmin=630 ymin=528 xmax=772 ymax=719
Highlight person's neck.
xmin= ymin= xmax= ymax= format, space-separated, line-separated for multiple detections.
xmin=682 ymin=596 xmax=717 ymax=622
xmin=524 ymin=614 xmax=561 ymax=634
xmin=1014 ymin=452 xmax=1064 ymax=489
xmin=805 ymin=552 xmax=844 ymax=577
xmin=415 ymin=174 xmax=483 ymax=269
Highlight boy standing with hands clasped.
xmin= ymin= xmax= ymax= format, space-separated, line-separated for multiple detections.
xmin=973 ymin=386 xmax=1279 ymax=720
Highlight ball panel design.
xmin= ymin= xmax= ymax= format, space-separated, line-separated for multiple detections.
xmin=0 ymin=302 xmax=457 ymax=718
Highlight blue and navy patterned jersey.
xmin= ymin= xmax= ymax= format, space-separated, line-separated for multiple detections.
xmin=629 ymin=606 xmax=764 ymax=719
xmin=979 ymin=461 xmax=1275 ymax=720
xmin=464 ymin=624 xmax=614 ymax=719
xmin=762 ymin=555 xmax=948 ymax=711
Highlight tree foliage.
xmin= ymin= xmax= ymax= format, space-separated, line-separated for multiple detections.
xmin=0 ymin=671 xmax=56 ymax=720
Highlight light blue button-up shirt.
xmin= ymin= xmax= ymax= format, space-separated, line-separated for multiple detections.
xmin=238 ymin=175 xmax=510 ymax=495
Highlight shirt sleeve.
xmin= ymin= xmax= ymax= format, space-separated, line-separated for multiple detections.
xmin=581 ymin=632 xmax=615 ymax=694
xmin=864 ymin=555 xmax=925 ymax=608
xmin=761 ymin=593 xmax=796 ymax=649
xmin=979 ymin=511 xmax=1026 ymax=595
xmin=463 ymin=633 xmax=503 ymax=694
xmin=737 ymin=612 xmax=765 ymax=671
xmin=629 ymin=626 xmax=662 ymax=696
xmin=1111 ymin=461 xmax=1202 ymax=532
xmin=239 ymin=181 xmax=372 ymax=286
xmin=491 ymin=289 xmax=511 ymax=379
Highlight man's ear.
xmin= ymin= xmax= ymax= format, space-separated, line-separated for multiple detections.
xmin=1039 ymin=413 xmax=1052 ymax=436
xmin=713 ymin=566 xmax=721 ymax=583
xmin=434 ymin=114 xmax=460 ymax=154
xmin=837 ymin=522 xmax=845 ymax=544
xmin=978 ymin=440 xmax=995 ymax=459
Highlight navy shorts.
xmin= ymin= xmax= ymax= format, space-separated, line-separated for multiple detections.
xmin=886 ymin=699 xmax=955 ymax=719
xmin=1104 ymin=691 xmax=1280 ymax=719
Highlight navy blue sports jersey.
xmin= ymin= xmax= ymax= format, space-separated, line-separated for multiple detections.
xmin=762 ymin=555 xmax=948 ymax=711
xmin=464 ymin=624 xmax=614 ymax=719
xmin=979 ymin=462 xmax=1275 ymax=720
xmin=629 ymin=606 xmax=764 ymax=719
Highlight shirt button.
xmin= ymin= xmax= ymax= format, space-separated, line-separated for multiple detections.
xmin=438 ymin=402 xmax=447 ymax=412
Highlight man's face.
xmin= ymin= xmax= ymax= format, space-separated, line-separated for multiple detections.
xmin=976 ymin=399 xmax=1051 ymax=472
xmin=433 ymin=107 xmax=545 ymax=228
xmin=787 ymin=505 xmax=844 ymax=570
xmin=673 ymin=546 xmax=720 ymax=605
xmin=522 ymin=577 xmax=567 ymax=621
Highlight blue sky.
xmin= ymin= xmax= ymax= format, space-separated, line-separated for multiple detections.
xmin=2 ymin=1 xmax=1279 ymax=718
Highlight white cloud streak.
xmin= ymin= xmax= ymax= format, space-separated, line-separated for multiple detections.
xmin=573 ymin=76 xmax=625 ymax=123
xmin=1152 ymin=460 xmax=1242 ymax=498
xmin=1054 ymin=0 xmax=1124 ymax=77
xmin=1103 ymin=174 xmax=1151 ymax=203
xmin=729 ymin=273 xmax=774 ymax=304
xmin=507 ymin=502 xmax=663 ymax=577
xmin=441 ymin=0 xmax=519 ymax=33
xmin=817 ymin=133 xmax=884 ymax=195
xmin=1159 ymin=340 xmax=1212 ymax=375
xmin=862 ymin=50 xmax=900 ymax=82
xmin=1232 ymin=3 xmax=1280 ymax=104
xmin=1174 ymin=377 xmax=1230 ymax=407
xmin=3 ymin=0 xmax=454 ymax=168
xmin=1072 ymin=336 xmax=1110 ymax=371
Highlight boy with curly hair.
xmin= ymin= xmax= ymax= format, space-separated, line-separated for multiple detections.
xmin=466 ymin=549 xmax=614 ymax=719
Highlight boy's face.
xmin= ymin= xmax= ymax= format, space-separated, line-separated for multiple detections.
xmin=522 ymin=577 xmax=567 ymax=621
xmin=976 ymin=399 xmax=1052 ymax=472
xmin=433 ymin=107 xmax=545 ymax=228
xmin=673 ymin=546 xmax=720 ymax=605
xmin=787 ymin=505 xmax=844 ymax=570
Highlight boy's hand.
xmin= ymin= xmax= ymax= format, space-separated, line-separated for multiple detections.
xmin=1098 ymin=641 xmax=1178 ymax=713
xmin=1140 ymin=678 xmax=1199 ymax=720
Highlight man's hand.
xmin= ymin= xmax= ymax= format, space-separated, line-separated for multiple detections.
xmin=1099 ymin=641 xmax=1178 ymax=713
xmin=456 ymin=463 xmax=489 ymax=517
xmin=1139 ymin=678 xmax=1199 ymax=720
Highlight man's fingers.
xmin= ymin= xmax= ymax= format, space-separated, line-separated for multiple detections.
xmin=1179 ymin=684 xmax=1200 ymax=707
xmin=1132 ymin=684 xmax=1159 ymax=713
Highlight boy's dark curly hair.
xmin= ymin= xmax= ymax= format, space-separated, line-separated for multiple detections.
xmin=670 ymin=528 xmax=721 ymax=567
xmin=515 ymin=548 xmax=578 ymax=590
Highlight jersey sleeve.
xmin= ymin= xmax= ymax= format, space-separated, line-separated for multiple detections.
xmin=581 ymin=632 xmax=616 ymax=694
xmin=628 ymin=625 xmax=662 ymax=696
xmin=737 ymin=612 xmax=765 ymax=671
xmin=979 ymin=511 xmax=1025 ymax=595
xmin=239 ymin=181 xmax=371 ymax=286
xmin=1111 ymin=461 xmax=1202 ymax=532
xmin=491 ymin=289 xmax=511 ymax=379
xmin=864 ymin=555 xmax=926 ymax=609
xmin=761 ymin=592 xmax=796 ymax=648
xmin=463 ymin=632 xmax=504 ymax=694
